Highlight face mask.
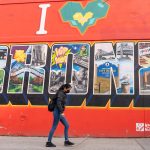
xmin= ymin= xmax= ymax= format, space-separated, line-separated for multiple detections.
xmin=65 ymin=90 xmax=70 ymax=93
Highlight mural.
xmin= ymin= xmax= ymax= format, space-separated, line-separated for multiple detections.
xmin=0 ymin=41 xmax=150 ymax=107
xmin=139 ymin=42 xmax=150 ymax=95
xmin=49 ymin=43 xmax=90 ymax=94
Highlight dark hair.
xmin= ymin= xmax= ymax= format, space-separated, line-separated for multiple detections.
xmin=58 ymin=83 xmax=72 ymax=91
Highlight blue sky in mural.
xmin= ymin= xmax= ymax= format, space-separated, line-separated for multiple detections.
xmin=51 ymin=64 xmax=66 ymax=71
xmin=11 ymin=61 xmax=25 ymax=69
xmin=0 ymin=46 xmax=8 ymax=50
xmin=26 ymin=46 xmax=32 ymax=54
xmin=53 ymin=44 xmax=89 ymax=54
xmin=119 ymin=60 xmax=134 ymax=85
xmin=73 ymin=64 xmax=80 ymax=71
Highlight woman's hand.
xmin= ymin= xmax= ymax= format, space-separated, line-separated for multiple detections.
xmin=61 ymin=113 xmax=65 ymax=116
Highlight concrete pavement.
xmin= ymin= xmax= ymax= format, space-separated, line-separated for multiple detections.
xmin=0 ymin=136 xmax=150 ymax=150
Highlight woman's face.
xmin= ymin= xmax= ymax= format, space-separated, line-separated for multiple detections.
xmin=64 ymin=87 xmax=71 ymax=93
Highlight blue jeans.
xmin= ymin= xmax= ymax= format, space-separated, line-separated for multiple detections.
xmin=48 ymin=107 xmax=69 ymax=142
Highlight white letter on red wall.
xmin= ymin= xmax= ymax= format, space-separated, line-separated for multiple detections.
xmin=36 ymin=4 xmax=50 ymax=35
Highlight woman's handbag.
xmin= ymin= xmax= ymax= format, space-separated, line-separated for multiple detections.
xmin=48 ymin=99 xmax=55 ymax=112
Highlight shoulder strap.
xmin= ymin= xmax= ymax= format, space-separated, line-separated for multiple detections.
xmin=52 ymin=92 xmax=58 ymax=101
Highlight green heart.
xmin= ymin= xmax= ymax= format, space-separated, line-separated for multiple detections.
xmin=60 ymin=0 xmax=109 ymax=34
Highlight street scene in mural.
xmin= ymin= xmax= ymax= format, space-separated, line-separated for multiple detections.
xmin=49 ymin=44 xmax=90 ymax=94
xmin=139 ymin=42 xmax=150 ymax=94
xmin=0 ymin=46 xmax=8 ymax=93
xmin=7 ymin=45 xmax=47 ymax=94
xmin=94 ymin=42 xmax=134 ymax=95
xmin=116 ymin=42 xmax=134 ymax=94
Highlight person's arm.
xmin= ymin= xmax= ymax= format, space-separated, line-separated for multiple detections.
xmin=56 ymin=91 xmax=64 ymax=113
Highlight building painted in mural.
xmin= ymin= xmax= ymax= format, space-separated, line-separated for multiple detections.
xmin=0 ymin=0 xmax=150 ymax=137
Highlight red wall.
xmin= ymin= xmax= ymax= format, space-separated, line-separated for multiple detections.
xmin=0 ymin=0 xmax=150 ymax=137
xmin=1 ymin=0 xmax=150 ymax=42
xmin=0 ymin=105 xmax=148 ymax=137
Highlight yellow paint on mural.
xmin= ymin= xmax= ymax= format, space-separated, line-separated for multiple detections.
xmin=52 ymin=46 xmax=71 ymax=68
xmin=14 ymin=50 xmax=26 ymax=62
xmin=73 ymin=12 xmax=93 ymax=26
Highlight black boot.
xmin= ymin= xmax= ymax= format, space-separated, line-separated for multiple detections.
xmin=64 ymin=140 xmax=74 ymax=146
xmin=46 ymin=141 xmax=56 ymax=147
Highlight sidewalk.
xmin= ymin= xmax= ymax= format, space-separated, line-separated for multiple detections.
xmin=0 ymin=136 xmax=150 ymax=150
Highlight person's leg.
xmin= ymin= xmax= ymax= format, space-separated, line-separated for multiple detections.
xmin=60 ymin=114 xmax=74 ymax=146
xmin=60 ymin=114 xmax=69 ymax=141
xmin=47 ymin=108 xmax=60 ymax=142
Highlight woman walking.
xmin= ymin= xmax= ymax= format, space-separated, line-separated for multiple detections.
xmin=46 ymin=83 xmax=74 ymax=147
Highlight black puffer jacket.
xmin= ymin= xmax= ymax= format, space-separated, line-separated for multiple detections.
xmin=55 ymin=90 xmax=66 ymax=113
